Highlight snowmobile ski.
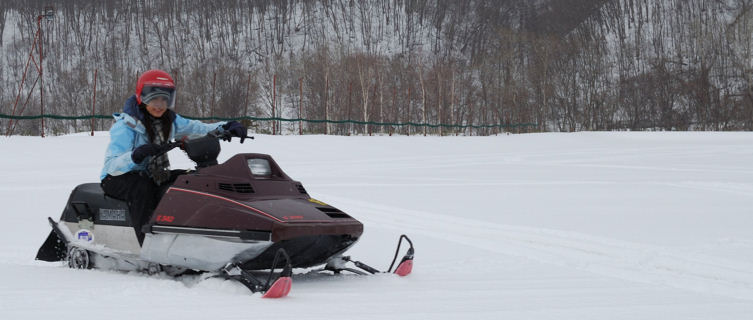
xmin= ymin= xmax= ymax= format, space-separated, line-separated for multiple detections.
xmin=322 ymin=235 xmax=415 ymax=277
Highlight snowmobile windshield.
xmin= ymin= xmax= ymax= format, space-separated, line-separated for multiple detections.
xmin=247 ymin=159 xmax=272 ymax=178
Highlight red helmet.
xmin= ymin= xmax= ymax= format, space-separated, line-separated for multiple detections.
xmin=135 ymin=69 xmax=176 ymax=108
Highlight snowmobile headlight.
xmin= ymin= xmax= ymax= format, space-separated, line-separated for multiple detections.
xmin=247 ymin=159 xmax=272 ymax=177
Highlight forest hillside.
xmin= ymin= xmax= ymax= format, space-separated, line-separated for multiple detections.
xmin=1 ymin=0 xmax=752 ymax=135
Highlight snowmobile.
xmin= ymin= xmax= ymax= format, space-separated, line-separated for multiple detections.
xmin=35 ymin=130 xmax=414 ymax=298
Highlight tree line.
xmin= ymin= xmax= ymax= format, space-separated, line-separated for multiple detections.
xmin=1 ymin=0 xmax=751 ymax=136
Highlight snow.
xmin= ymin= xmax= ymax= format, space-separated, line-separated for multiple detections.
xmin=1 ymin=131 xmax=753 ymax=319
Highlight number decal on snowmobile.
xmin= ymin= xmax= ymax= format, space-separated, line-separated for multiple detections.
xmin=283 ymin=215 xmax=304 ymax=220
xmin=156 ymin=215 xmax=175 ymax=223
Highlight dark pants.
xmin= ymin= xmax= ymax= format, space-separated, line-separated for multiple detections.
xmin=101 ymin=171 xmax=182 ymax=244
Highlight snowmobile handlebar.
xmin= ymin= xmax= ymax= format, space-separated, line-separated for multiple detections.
xmin=179 ymin=129 xmax=255 ymax=168
xmin=155 ymin=129 xmax=255 ymax=156
xmin=146 ymin=129 xmax=254 ymax=170
xmin=192 ymin=128 xmax=254 ymax=145
xmin=213 ymin=127 xmax=254 ymax=144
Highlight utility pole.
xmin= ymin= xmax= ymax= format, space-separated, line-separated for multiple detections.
xmin=299 ymin=77 xmax=303 ymax=135
xmin=90 ymin=69 xmax=98 ymax=136
xmin=272 ymin=74 xmax=277 ymax=135
xmin=243 ymin=73 xmax=251 ymax=124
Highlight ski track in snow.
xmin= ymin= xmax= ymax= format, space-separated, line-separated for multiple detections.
xmin=317 ymin=194 xmax=753 ymax=301
xmin=289 ymin=147 xmax=753 ymax=180
xmin=310 ymin=180 xmax=753 ymax=198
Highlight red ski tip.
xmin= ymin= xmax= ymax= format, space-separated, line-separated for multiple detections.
xmin=262 ymin=277 xmax=292 ymax=298
xmin=394 ymin=259 xmax=413 ymax=277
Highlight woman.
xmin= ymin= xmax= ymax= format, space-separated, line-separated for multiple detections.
xmin=100 ymin=69 xmax=246 ymax=243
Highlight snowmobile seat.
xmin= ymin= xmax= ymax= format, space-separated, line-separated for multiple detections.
xmin=60 ymin=183 xmax=133 ymax=227
xmin=37 ymin=183 xmax=131 ymax=262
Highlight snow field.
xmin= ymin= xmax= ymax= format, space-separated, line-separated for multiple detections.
xmin=1 ymin=132 xmax=752 ymax=319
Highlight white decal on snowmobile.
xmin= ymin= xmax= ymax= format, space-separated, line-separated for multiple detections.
xmin=99 ymin=208 xmax=127 ymax=222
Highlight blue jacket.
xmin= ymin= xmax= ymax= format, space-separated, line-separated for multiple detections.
xmin=100 ymin=95 xmax=226 ymax=180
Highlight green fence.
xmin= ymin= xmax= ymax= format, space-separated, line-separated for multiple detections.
xmin=0 ymin=113 xmax=538 ymax=133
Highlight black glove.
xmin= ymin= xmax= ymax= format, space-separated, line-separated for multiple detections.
xmin=222 ymin=121 xmax=248 ymax=143
xmin=131 ymin=143 xmax=162 ymax=164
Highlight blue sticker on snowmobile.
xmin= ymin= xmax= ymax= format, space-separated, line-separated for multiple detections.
xmin=76 ymin=229 xmax=94 ymax=242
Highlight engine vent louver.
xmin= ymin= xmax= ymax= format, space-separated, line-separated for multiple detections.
xmin=296 ymin=184 xmax=307 ymax=194
xmin=233 ymin=183 xmax=254 ymax=193
xmin=218 ymin=183 xmax=255 ymax=194
xmin=317 ymin=207 xmax=350 ymax=218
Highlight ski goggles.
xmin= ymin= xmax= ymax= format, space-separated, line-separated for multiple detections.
xmin=141 ymin=86 xmax=176 ymax=108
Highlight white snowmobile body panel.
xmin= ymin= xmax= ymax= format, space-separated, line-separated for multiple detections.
xmin=140 ymin=233 xmax=274 ymax=271
xmin=63 ymin=222 xmax=141 ymax=254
